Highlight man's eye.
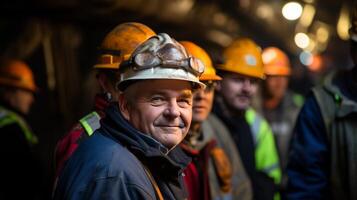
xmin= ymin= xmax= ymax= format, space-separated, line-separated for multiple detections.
xmin=232 ymin=77 xmax=244 ymax=83
xmin=178 ymin=98 xmax=192 ymax=107
xmin=150 ymin=96 xmax=165 ymax=105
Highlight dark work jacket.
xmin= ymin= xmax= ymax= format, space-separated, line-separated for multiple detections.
xmin=287 ymin=69 xmax=357 ymax=200
xmin=54 ymin=104 xmax=191 ymax=200
xmin=213 ymin=100 xmax=276 ymax=200
xmin=0 ymin=103 xmax=43 ymax=200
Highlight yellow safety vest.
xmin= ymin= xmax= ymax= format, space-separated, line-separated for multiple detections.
xmin=0 ymin=106 xmax=38 ymax=145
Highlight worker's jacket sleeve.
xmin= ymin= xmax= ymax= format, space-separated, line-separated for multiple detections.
xmin=286 ymin=94 xmax=330 ymax=199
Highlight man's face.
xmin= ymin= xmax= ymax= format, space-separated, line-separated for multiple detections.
xmin=9 ymin=89 xmax=34 ymax=114
xmin=192 ymin=81 xmax=215 ymax=124
xmin=264 ymin=75 xmax=289 ymax=100
xmin=120 ymin=79 xmax=193 ymax=149
xmin=217 ymin=73 xmax=259 ymax=111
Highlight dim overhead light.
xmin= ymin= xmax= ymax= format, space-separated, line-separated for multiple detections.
xmin=337 ymin=4 xmax=350 ymax=41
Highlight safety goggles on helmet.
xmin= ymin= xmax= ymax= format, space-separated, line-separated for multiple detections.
xmin=121 ymin=38 xmax=204 ymax=76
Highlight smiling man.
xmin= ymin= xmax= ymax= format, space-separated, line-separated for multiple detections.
xmin=54 ymin=33 xmax=205 ymax=200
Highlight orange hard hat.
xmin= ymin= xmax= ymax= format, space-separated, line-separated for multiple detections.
xmin=262 ymin=47 xmax=291 ymax=76
xmin=94 ymin=22 xmax=156 ymax=69
xmin=217 ymin=38 xmax=265 ymax=79
xmin=0 ymin=59 xmax=37 ymax=92
xmin=180 ymin=41 xmax=221 ymax=81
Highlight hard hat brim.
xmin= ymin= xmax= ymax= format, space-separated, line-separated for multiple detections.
xmin=118 ymin=67 xmax=205 ymax=91
xmin=216 ymin=64 xmax=266 ymax=80
xmin=199 ymin=74 xmax=222 ymax=81
xmin=0 ymin=77 xmax=37 ymax=93
xmin=93 ymin=63 xmax=120 ymax=69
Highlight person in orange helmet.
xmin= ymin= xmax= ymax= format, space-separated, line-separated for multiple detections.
xmin=179 ymin=41 xmax=252 ymax=200
xmin=213 ymin=38 xmax=281 ymax=200
xmin=260 ymin=47 xmax=303 ymax=193
xmin=0 ymin=58 xmax=43 ymax=199
xmin=54 ymin=22 xmax=156 ymax=182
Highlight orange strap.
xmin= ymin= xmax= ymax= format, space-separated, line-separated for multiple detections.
xmin=142 ymin=165 xmax=164 ymax=200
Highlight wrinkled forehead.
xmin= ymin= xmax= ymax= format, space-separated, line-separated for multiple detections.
xmin=124 ymin=79 xmax=194 ymax=96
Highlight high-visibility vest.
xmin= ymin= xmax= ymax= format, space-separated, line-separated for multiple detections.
xmin=79 ymin=111 xmax=101 ymax=136
xmin=245 ymin=108 xmax=282 ymax=184
xmin=0 ymin=106 xmax=38 ymax=145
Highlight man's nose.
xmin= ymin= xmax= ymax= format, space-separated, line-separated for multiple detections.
xmin=194 ymin=90 xmax=204 ymax=100
xmin=163 ymin=101 xmax=180 ymax=118
xmin=242 ymin=79 xmax=253 ymax=91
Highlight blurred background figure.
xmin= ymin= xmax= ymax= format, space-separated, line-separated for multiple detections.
xmin=213 ymin=38 xmax=281 ymax=200
xmin=259 ymin=47 xmax=303 ymax=192
xmin=287 ymin=2 xmax=357 ymax=200
xmin=179 ymin=41 xmax=252 ymax=200
xmin=0 ymin=59 xmax=44 ymax=199
xmin=54 ymin=22 xmax=156 ymax=181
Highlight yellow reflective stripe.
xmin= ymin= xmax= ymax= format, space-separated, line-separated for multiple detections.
xmin=80 ymin=119 xmax=94 ymax=136
xmin=293 ymin=93 xmax=304 ymax=107
xmin=0 ymin=116 xmax=16 ymax=127
xmin=79 ymin=112 xmax=101 ymax=136
xmin=0 ymin=107 xmax=38 ymax=145
xmin=245 ymin=108 xmax=282 ymax=184
xmin=245 ymin=108 xmax=255 ymax=125
xmin=254 ymin=119 xmax=281 ymax=184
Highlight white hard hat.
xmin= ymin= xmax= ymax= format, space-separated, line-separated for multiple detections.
xmin=117 ymin=33 xmax=205 ymax=91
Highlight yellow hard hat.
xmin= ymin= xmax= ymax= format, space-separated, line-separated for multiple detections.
xmin=179 ymin=41 xmax=221 ymax=81
xmin=217 ymin=38 xmax=265 ymax=79
xmin=0 ymin=59 xmax=37 ymax=92
xmin=262 ymin=47 xmax=291 ymax=76
xmin=94 ymin=22 xmax=156 ymax=69
xmin=118 ymin=33 xmax=205 ymax=90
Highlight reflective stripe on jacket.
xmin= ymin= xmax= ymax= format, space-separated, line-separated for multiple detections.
xmin=245 ymin=108 xmax=281 ymax=185
xmin=79 ymin=111 xmax=101 ymax=136
xmin=0 ymin=106 xmax=38 ymax=145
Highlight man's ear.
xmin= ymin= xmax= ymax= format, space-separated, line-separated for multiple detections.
xmin=97 ymin=73 xmax=111 ymax=92
xmin=215 ymin=81 xmax=222 ymax=92
xmin=118 ymin=93 xmax=130 ymax=121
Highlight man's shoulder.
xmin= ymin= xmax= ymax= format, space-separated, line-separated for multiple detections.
xmin=58 ymin=132 xmax=154 ymax=194
xmin=204 ymin=114 xmax=231 ymax=139
xmin=56 ymin=132 xmax=156 ymax=199
xmin=69 ymin=132 xmax=148 ymax=178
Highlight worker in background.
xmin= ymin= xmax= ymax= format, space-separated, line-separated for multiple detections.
xmin=0 ymin=59 xmax=43 ymax=199
xmin=213 ymin=38 xmax=281 ymax=200
xmin=260 ymin=47 xmax=303 ymax=193
xmin=179 ymin=41 xmax=252 ymax=200
xmin=286 ymin=3 xmax=357 ymax=200
xmin=54 ymin=22 xmax=156 ymax=179
xmin=54 ymin=33 xmax=205 ymax=200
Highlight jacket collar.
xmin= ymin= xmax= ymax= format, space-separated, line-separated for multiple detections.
xmin=101 ymin=104 xmax=191 ymax=173
xmin=323 ymin=69 xmax=357 ymax=117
